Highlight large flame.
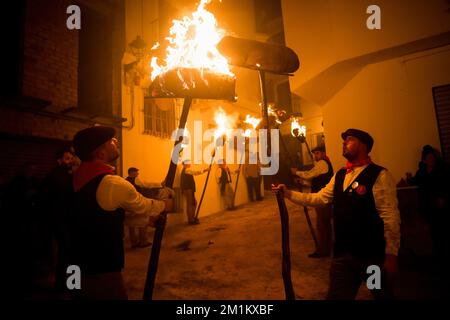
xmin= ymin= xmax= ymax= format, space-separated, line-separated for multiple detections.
xmin=244 ymin=115 xmax=261 ymax=129
xmin=291 ymin=118 xmax=306 ymax=137
xmin=213 ymin=107 xmax=238 ymax=142
xmin=243 ymin=114 xmax=261 ymax=137
xmin=268 ymin=105 xmax=283 ymax=125
xmin=150 ymin=0 xmax=233 ymax=81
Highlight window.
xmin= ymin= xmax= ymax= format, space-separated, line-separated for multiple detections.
xmin=432 ymin=84 xmax=450 ymax=161
xmin=143 ymin=99 xmax=176 ymax=138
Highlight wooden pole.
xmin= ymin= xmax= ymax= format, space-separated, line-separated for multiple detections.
xmin=143 ymin=97 xmax=192 ymax=300
xmin=194 ymin=150 xmax=215 ymax=220
xmin=275 ymin=189 xmax=296 ymax=300
xmin=232 ymin=147 xmax=245 ymax=206
xmin=293 ymin=134 xmax=319 ymax=252
xmin=258 ymin=69 xmax=295 ymax=300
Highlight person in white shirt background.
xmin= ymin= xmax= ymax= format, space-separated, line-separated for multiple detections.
xmin=125 ymin=167 xmax=163 ymax=248
xmin=291 ymin=145 xmax=334 ymax=258
xmin=180 ymin=159 xmax=209 ymax=225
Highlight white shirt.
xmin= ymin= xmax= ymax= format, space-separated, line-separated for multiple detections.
xmin=96 ymin=175 xmax=165 ymax=217
xmin=184 ymin=167 xmax=205 ymax=175
xmin=295 ymin=159 xmax=329 ymax=180
xmin=134 ymin=177 xmax=163 ymax=189
xmin=289 ymin=164 xmax=401 ymax=256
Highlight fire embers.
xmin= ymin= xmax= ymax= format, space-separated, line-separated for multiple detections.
xmin=149 ymin=68 xmax=236 ymax=100
xmin=148 ymin=0 xmax=236 ymax=100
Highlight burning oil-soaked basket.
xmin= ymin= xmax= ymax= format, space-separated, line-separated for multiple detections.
xmin=148 ymin=67 xmax=236 ymax=101
xmin=143 ymin=67 xmax=237 ymax=300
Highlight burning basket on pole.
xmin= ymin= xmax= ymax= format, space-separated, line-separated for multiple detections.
xmin=144 ymin=0 xmax=301 ymax=300
xmin=143 ymin=0 xmax=236 ymax=300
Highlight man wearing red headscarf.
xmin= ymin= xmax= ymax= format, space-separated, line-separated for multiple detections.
xmin=69 ymin=126 xmax=173 ymax=300
xmin=274 ymin=128 xmax=400 ymax=300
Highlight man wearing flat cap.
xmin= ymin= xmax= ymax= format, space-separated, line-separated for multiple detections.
xmin=290 ymin=145 xmax=334 ymax=258
xmin=274 ymin=128 xmax=400 ymax=300
xmin=69 ymin=126 xmax=172 ymax=299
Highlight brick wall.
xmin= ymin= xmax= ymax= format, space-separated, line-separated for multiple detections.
xmin=0 ymin=108 xmax=88 ymax=141
xmin=22 ymin=0 xmax=78 ymax=111
xmin=1 ymin=0 xmax=124 ymax=144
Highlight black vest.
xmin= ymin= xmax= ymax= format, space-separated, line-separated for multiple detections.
xmin=333 ymin=164 xmax=386 ymax=259
xmin=181 ymin=168 xmax=196 ymax=192
xmin=70 ymin=174 xmax=125 ymax=274
xmin=311 ymin=158 xmax=334 ymax=192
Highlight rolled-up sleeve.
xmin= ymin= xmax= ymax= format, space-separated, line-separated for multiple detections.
xmin=97 ymin=175 xmax=165 ymax=216
xmin=373 ymin=170 xmax=401 ymax=256
xmin=185 ymin=168 xmax=204 ymax=176
xmin=289 ymin=168 xmax=401 ymax=256
xmin=135 ymin=177 xmax=163 ymax=189
xmin=296 ymin=160 xmax=328 ymax=180
xmin=289 ymin=175 xmax=335 ymax=207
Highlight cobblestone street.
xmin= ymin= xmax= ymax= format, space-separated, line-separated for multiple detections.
xmin=123 ymin=192 xmax=372 ymax=300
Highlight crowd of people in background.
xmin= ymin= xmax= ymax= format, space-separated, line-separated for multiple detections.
xmin=0 ymin=142 xmax=260 ymax=298
xmin=3 ymin=126 xmax=171 ymax=299
xmin=2 ymin=124 xmax=448 ymax=300
xmin=180 ymin=159 xmax=209 ymax=225
xmin=291 ymin=145 xmax=334 ymax=258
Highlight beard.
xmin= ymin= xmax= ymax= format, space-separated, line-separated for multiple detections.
xmin=108 ymin=149 xmax=120 ymax=163
xmin=343 ymin=147 xmax=356 ymax=161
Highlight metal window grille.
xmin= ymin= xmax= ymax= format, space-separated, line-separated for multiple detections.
xmin=432 ymin=84 xmax=450 ymax=162
xmin=143 ymin=98 xmax=177 ymax=139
